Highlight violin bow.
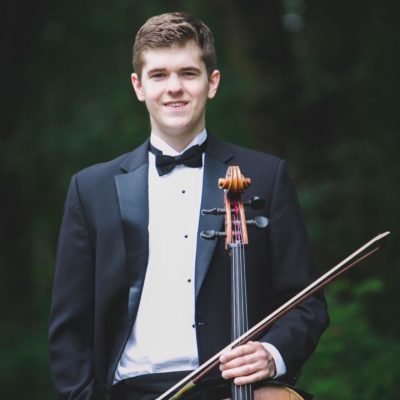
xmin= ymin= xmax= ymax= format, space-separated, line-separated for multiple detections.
xmin=155 ymin=230 xmax=390 ymax=400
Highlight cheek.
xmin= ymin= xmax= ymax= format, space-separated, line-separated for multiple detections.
xmin=185 ymin=79 xmax=208 ymax=94
xmin=143 ymin=84 xmax=164 ymax=102
xmin=191 ymin=85 xmax=210 ymax=104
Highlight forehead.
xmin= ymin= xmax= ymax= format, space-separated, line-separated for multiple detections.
xmin=141 ymin=41 xmax=205 ymax=72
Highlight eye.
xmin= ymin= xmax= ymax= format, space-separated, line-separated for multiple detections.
xmin=151 ymin=72 xmax=167 ymax=80
xmin=181 ymin=70 xmax=198 ymax=78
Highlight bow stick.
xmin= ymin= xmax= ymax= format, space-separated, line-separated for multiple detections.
xmin=155 ymin=231 xmax=390 ymax=400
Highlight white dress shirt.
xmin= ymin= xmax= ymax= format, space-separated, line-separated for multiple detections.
xmin=114 ymin=129 xmax=286 ymax=382
xmin=114 ymin=130 xmax=206 ymax=381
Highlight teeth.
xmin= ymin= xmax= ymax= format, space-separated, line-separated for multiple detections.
xmin=166 ymin=102 xmax=185 ymax=107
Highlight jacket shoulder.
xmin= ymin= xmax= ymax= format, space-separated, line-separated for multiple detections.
xmin=76 ymin=151 xmax=130 ymax=179
xmin=211 ymin=136 xmax=284 ymax=172
xmin=74 ymin=139 xmax=148 ymax=182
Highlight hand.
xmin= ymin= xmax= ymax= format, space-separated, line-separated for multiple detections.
xmin=219 ymin=341 xmax=276 ymax=385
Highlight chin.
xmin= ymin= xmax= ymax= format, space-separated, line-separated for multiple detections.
xmin=164 ymin=124 xmax=193 ymax=136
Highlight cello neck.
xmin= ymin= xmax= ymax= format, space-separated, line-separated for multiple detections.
xmin=231 ymin=243 xmax=253 ymax=400
xmin=231 ymin=243 xmax=250 ymax=340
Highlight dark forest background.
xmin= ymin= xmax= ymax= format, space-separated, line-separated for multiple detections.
xmin=1 ymin=1 xmax=399 ymax=398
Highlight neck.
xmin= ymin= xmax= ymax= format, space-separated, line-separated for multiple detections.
xmin=167 ymin=138 xmax=197 ymax=152
xmin=151 ymin=129 xmax=207 ymax=153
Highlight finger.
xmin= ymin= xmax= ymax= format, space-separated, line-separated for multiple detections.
xmin=233 ymin=368 xmax=272 ymax=385
xmin=220 ymin=346 xmax=251 ymax=363
xmin=232 ymin=358 xmax=276 ymax=385
xmin=220 ymin=343 xmax=271 ymax=370
xmin=222 ymin=363 xmax=257 ymax=380
xmin=221 ymin=358 xmax=268 ymax=380
xmin=220 ymin=342 xmax=259 ymax=363
xmin=220 ymin=351 xmax=260 ymax=371
xmin=221 ymin=351 xmax=276 ymax=382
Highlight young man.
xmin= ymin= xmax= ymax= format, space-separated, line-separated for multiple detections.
xmin=49 ymin=12 xmax=328 ymax=400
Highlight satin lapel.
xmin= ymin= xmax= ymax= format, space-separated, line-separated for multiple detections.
xmin=115 ymin=162 xmax=149 ymax=325
xmin=195 ymin=153 xmax=229 ymax=297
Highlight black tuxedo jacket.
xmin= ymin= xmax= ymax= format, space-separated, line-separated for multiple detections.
xmin=49 ymin=135 xmax=328 ymax=400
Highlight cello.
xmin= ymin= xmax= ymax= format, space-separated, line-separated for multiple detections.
xmin=155 ymin=166 xmax=389 ymax=400
xmin=210 ymin=166 xmax=305 ymax=400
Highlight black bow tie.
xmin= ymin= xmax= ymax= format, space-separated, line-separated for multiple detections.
xmin=149 ymin=140 xmax=207 ymax=176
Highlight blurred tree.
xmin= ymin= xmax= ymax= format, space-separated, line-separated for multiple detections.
xmin=1 ymin=0 xmax=46 ymax=322
xmin=300 ymin=279 xmax=400 ymax=399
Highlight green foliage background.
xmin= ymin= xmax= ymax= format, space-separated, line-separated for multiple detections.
xmin=1 ymin=0 xmax=399 ymax=398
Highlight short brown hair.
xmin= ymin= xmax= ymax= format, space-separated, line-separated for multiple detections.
xmin=132 ymin=12 xmax=217 ymax=79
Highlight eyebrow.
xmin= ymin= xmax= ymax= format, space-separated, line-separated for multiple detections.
xmin=146 ymin=66 xmax=202 ymax=76
xmin=181 ymin=66 xmax=201 ymax=72
xmin=146 ymin=68 xmax=166 ymax=75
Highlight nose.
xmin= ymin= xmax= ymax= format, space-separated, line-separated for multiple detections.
xmin=166 ymin=74 xmax=183 ymax=94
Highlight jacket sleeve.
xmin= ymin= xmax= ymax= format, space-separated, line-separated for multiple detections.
xmin=49 ymin=175 xmax=97 ymax=399
xmin=260 ymin=160 xmax=329 ymax=378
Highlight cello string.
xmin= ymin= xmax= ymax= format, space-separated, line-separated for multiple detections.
xmin=231 ymin=205 xmax=242 ymax=399
xmin=238 ymin=240 xmax=252 ymax=400
xmin=231 ymin=201 xmax=252 ymax=400
xmin=235 ymin=201 xmax=247 ymax=336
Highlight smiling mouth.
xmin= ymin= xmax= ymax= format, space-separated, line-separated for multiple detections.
xmin=164 ymin=101 xmax=188 ymax=109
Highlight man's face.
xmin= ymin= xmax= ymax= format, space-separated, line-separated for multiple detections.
xmin=131 ymin=41 xmax=220 ymax=150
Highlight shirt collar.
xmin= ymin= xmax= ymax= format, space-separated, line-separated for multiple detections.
xmin=149 ymin=129 xmax=207 ymax=156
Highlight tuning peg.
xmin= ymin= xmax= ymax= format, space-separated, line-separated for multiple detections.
xmin=201 ymin=208 xmax=226 ymax=216
xmin=244 ymin=196 xmax=266 ymax=210
xmin=247 ymin=216 xmax=269 ymax=229
xmin=200 ymin=230 xmax=227 ymax=240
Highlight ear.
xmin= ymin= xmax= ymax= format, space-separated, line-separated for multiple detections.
xmin=207 ymin=69 xmax=221 ymax=100
xmin=131 ymin=73 xmax=145 ymax=102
